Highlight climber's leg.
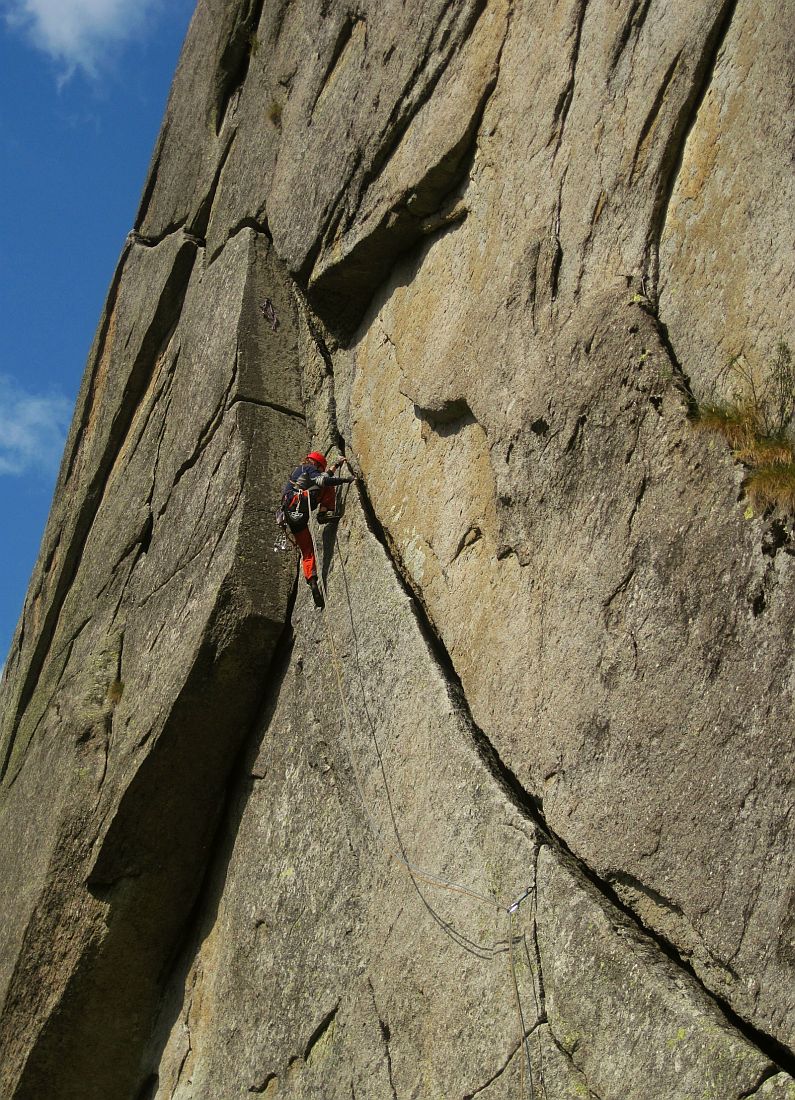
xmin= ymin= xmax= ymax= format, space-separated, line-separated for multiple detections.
xmin=316 ymin=485 xmax=339 ymax=523
xmin=294 ymin=526 xmax=317 ymax=581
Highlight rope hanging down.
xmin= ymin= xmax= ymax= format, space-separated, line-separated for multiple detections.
xmin=304 ymin=488 xmax=546 ymax=1099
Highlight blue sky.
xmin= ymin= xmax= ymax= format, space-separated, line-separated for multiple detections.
xmin=0 ymin=0 xmax=195 ymax=664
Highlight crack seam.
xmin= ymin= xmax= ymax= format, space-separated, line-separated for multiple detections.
xmin=228 ymin=395 xmax=306 ymax=421
xmin=340 ymin=463 xmax=795 ymax=1074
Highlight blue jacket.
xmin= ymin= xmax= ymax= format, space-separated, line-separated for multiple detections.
xmin=282 ymin=463 xmax=349 ymax=506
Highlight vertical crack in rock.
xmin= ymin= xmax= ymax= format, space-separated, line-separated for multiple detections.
xmin=351 ymin=0 xmax=489 ymax=206
xmin=629 ymin=48 xmax=683 ymax=182
xmin=645 ymin=0 xmax=740 ymax=297
xmin=303 ymin=1001 xmax=340 ymax=1063
xmin=309 ymin=12 xmax=366 ymax=120
xmin=609 ymin=0 xmax=654 ymax=69
xmin=189 ymin=128 xmax=238 ymax=241
xmin=211 ymin=0 xmax=266 ymax=134
xmin=549 ymin=167 xmax=566 ymax=305
xmin=173 ymin=1003 xmax=193 ymax=1095
xmin=551 ymin=0 xmax=588 ymax=158
xmin=367 ymin=980 xmax=398 ymax=1100
xmin=626 ymin=471 xmax=647 ymax=529
xmin=525 ymin=845 xmax=547 ymax=1023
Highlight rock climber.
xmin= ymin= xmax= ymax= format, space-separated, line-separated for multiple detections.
xmin=280 ymin=451 xmax=355 ymax=608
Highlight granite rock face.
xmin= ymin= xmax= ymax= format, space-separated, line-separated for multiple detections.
xmin=0 ymin=225 xmax=305 ymax=1098
xmin=1 ymin=1 xmax=793 ymax=1098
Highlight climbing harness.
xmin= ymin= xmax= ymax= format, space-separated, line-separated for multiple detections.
xmin=283 ymin=487 xmax=311 ymax=531
xmin=304 ymin=488 xmax=546 ymax=1099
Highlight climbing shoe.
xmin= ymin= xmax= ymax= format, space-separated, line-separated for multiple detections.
xmin=316 ymin=510 xmax=340 ymax=525
xmin=309 ymin=578 xmax=325 ymax=609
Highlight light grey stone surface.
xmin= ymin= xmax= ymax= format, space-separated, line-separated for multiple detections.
xmin=1 ymin=0 xmax=793 ymax=1096
xmin=0 ymin=226 xmax=304 ymax=1099
xmin=536 ymin=846 xmax=784 ymax=1100
xmin=143 ymin=496 xmax=793 ymax=1100
xmin=144 ymin=499 xmax=542 ymax=1100
xmin=752 ymin=1075 xmax=795 ymax=1100
xmin=658 ymin=0 xmax=795 ymax=401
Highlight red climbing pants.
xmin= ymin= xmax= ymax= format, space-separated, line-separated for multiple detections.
xmin=294 ymin=486 xmax=337 ymax=581
xmin=294 ymin=526 xmax=317 ymax=581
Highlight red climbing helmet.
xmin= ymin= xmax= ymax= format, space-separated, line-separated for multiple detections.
xmin=306 ymin=450 xmax=327 ymax=470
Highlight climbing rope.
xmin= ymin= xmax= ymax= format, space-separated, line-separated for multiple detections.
xmin=304 ymin=490 xmax=545 ymax=1098
xmin=508 ymin=910 xmax=535 ymax=1100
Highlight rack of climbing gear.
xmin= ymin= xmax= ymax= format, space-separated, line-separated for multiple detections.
xmin=258 ymin=296 xmax=279 ymax=332
xmin=272 ymin=531 xmax=291 ymax=554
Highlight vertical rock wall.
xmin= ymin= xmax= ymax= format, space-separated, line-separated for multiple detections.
xmin=0 ymin=1 xmax=793 ymax=1098
xmin=658 ymin=0 xmax=795 ymax=398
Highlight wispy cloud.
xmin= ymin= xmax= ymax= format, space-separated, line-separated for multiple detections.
xmin=2 ymin=0 xmax=162 ymax=77
xmin=0 ymin=375 xmax=71 ymax=478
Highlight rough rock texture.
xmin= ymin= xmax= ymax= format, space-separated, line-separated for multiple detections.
xmin=1 ymin=1 xmax=793 ymax=1098
xmin=659 ymin=0 xmax=795 ymax=399
xmin=0 ymin=225 xmax=305 ymax=1098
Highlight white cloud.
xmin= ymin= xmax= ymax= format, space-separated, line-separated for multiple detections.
xmin=0 ymin=375 xmax=71 ymax=478
xmin=2 ymin=0 xmax=161 ymax=76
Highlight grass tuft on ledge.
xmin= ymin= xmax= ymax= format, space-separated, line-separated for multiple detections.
xmin=692 ymin=341 xmax=795 ymax=515
xmin=744 ymin=462 xmax=795 ymax=513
